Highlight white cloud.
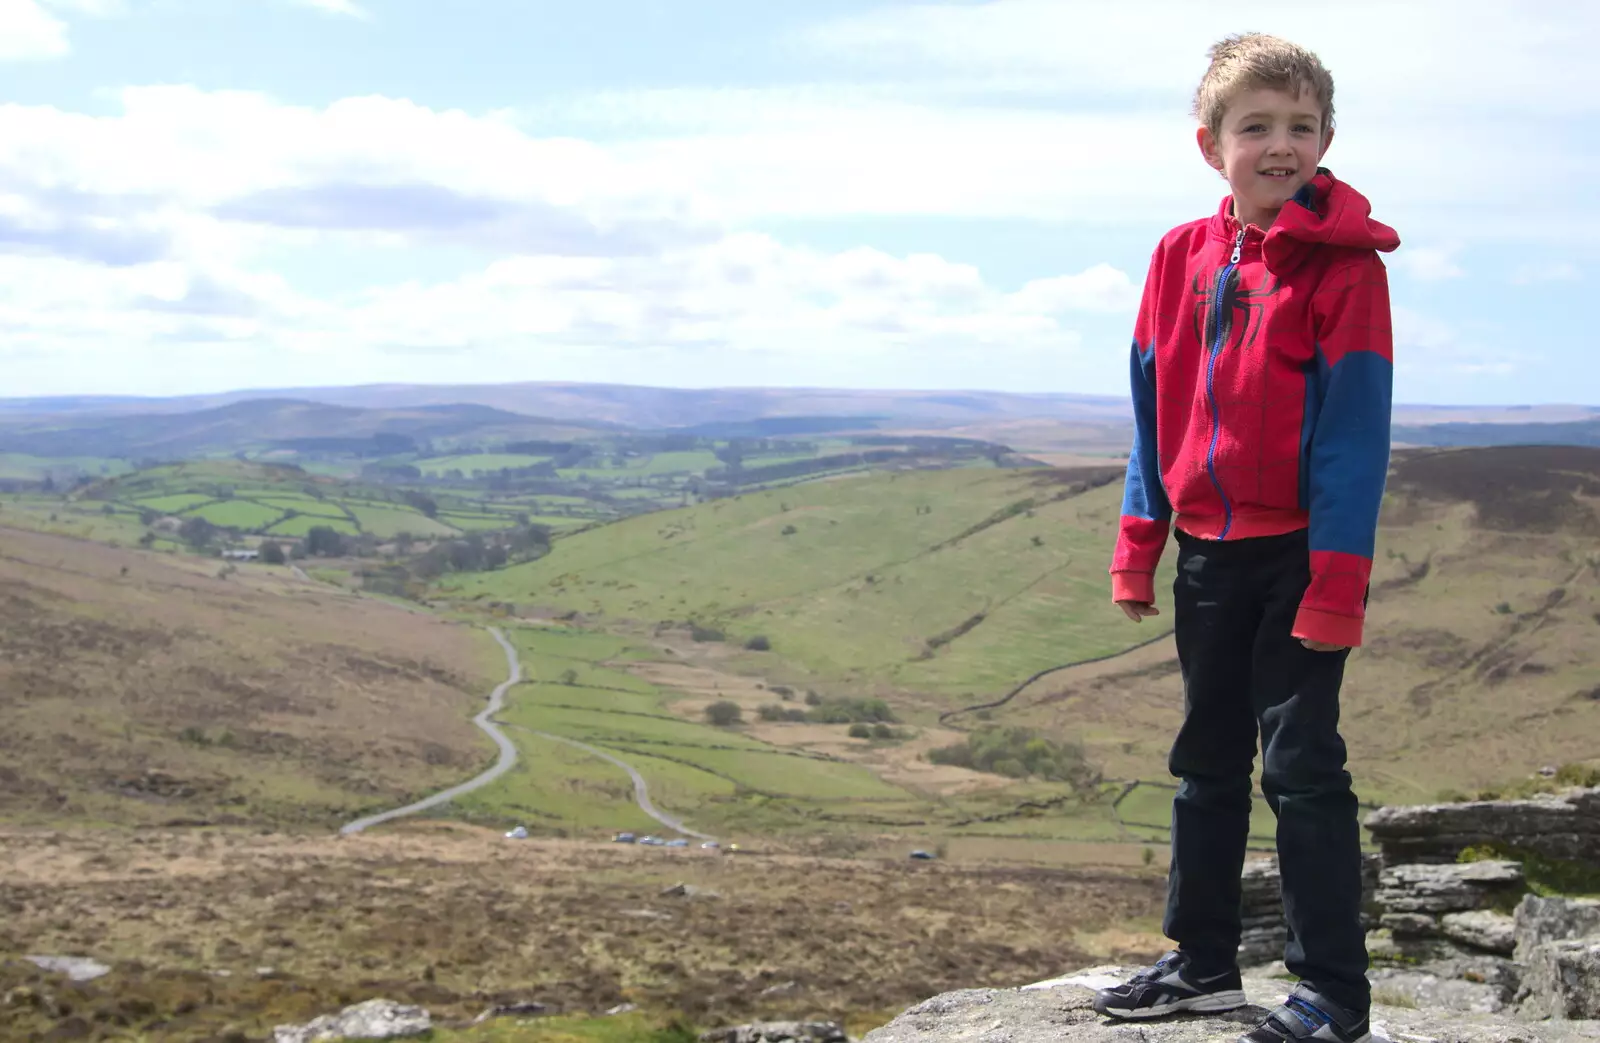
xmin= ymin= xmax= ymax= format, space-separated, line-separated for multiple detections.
xmin=0 ymin=0 xmax=69 ymax=60
xmin=797 ymin=0 xmax=1600 ymax=114
xmin=0 ymin=82 xmax=1136 ymax=391
xmin=1391 ymin=246 xmax=1465 ymax=283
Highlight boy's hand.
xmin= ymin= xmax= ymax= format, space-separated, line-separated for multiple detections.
xmin=1300 ymin=639 xmax=1349 ymax=652
xmin=1117 ymin=600 xmax=1160 ymax=622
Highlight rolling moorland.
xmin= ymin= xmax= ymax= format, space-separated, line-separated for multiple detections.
xmin=2 ymin=386 xmax=1598 ymax=1042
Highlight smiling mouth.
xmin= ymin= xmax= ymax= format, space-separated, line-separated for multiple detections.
xmin=1259 ymin=168 xmax=1296 ymax=179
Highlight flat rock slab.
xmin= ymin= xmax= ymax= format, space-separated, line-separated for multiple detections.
xmin=861 ymin=968 xmax=1600 ymax=1043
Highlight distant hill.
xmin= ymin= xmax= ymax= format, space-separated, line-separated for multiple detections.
xmin=2 ymin=383 xmax=1596 ymax=459
xmin=0 ymin=398 xmax=613 ymax=458
xmin=1393 ymin=417 xmax=1600 ymax=448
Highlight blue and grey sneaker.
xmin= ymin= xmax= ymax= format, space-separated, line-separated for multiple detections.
xmin=1092 ymin=950 xmax=1247 ymax=1019
xmin=1239 ymin=983 xmax=1371 ymax=1043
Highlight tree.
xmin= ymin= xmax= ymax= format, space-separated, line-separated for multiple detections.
xmin=306 ymin=526 xmax=347 ymax=558
xmin=705 ymin=700 xmax=743 ymax=727
xmin=178 ymin=516 xmax=218 ymax=549
xmin=260 ymin=541 xmax=287 ymax=565
xmin=744 ymin=635 xmax=771 ymax=651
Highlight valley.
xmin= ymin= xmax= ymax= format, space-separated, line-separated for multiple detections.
xmin=2 ymin=387 xmax=1598 ymax=1043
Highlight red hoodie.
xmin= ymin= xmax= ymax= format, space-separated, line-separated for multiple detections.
xmin=1109 ymin=169 xmax=1400 ymax=647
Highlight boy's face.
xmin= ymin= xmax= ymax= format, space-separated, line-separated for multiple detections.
xmin=1198 ymin=85 xmax=1332 ymax=225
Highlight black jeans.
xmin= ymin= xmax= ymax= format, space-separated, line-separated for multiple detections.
xmin=1164 ymin=528 xmax=1369 ymax=1016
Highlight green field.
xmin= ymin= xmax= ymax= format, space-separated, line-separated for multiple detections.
xmin=183 ymin=499 xmax=286 ymax=529
xmin=442 ymin=468 xmax=1151 ymax=700
xmin=255 ymin=497 xmax=350 ymax=518
xmin=417 ymin=453 xmax=552 ymax=476
xmin=346 ymin=502 xmax=461 ymax=538
xmin=266 ymin=513 xmax=361 ymax=537
xmin=0 ymin=453 xmax=130 ymax=481
xmin=134 ymin=493 xmax=216 ymax=513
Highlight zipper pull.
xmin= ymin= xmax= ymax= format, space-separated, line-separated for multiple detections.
xmin=1230 ymin=230 xmax=1244 ymax=265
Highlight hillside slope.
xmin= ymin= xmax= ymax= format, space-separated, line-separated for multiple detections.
xmin=0 ymin=527 xmax=498 ymax=827
xmin=444 ymin=447 xmax=1600 ymax=804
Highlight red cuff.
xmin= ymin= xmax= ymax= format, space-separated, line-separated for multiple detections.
xmin=1292 ymin=605 xmax=1364 ymax=648
xmin=1111 ymin=570 xmax=1155 ymax=605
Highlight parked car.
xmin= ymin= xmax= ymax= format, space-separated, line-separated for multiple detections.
xmin=909 ymin=849 xmax=937 ymax=860
xmin=613 ymin=832 xmax=636 ymax=843
xmin=665 ymin=838 xmax=689 ymax=848
xmin=700 ymin=841 xmax=721 ymax=850
xmin=639 ymin=835 xmax=666 ymax=846
xmin=504 ymin=826 xmax=529 ymax=840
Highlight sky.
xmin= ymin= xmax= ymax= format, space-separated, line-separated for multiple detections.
xmin=0 ymin=0 xmax=1594 ymax=405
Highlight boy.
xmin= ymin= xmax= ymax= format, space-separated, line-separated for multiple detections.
xmin=1092 ymin=32 xmax=1398 ymax=1043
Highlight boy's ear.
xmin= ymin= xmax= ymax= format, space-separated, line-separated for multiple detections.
xmin=1319 ymin=125 xmax=1336 ymax=161
xmin=1196 ymin=126 xmax=1225 ymax=174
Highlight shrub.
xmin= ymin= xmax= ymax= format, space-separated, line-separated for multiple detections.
xmin=804 ymin=691 xmax=822 ymax=706
xmin=871 ymin=722 xmax=894 ymax=740
xmin=926 ymin=726 xmax=1099 ymax=788
xmin=757 ymin=703 xmax=788 ymax=722
xmin=848 ymin=723 xmax=872 ymax=739
xmin=744 ymin=635 xmax=772 ymax=651
xmin=690 ymin=622 xmax=726 ymax=642
xmin=260 ymin=541 xmax=287 ymax=565
xmin=805 ymin=697 xmax=896 ymax=724
xmin=780 ymin=524 xmax=798 ymax=536
xmin=705 ymin=700 xmax=743 ymax=726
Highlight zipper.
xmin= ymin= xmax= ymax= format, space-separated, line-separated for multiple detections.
xmin=1203 ymin=229 xmax=1246 ymax=539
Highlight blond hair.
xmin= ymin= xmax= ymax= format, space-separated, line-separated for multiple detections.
xmin=1193 ymin=33 xmax=1335 ymax=136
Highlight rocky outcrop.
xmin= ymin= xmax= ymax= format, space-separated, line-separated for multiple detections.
xmin=1236 ymin=855 xmax=1381 ymax=968
xmin=699 ymin=1021 xmax=847 ymax=1043
xmin=1515 ymin=895 xmax=1600 ymax=961
xmin=1364 ymin=786 xmax=1600 ymax=865
xmin=1518 ymin=939 xmax=1600 ymax=1020
xmin=273 ymin=998 xmax=431 ymax=1042
xmin=860 ymin=967 xmax=1600 ymax=1043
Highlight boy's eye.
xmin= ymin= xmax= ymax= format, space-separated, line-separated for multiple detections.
xmin=1292 ymin=123 xmax=1316 ymax=134
xmin=1243 ymin=123 xmax=1266 ymax=133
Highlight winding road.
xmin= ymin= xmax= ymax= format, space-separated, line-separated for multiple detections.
xmin=523 ymin=729 xmax=716 ymax=841
xmin=339 ymin=627 xmax=522 ymax=835
xmin=339 ymin=626 xmax=712 ymax=841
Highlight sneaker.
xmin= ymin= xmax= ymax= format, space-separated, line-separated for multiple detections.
xmin=1092 ymin=950 xmax=1247 ymax=1019
xmin=1239 ymin=983 xmax=1371 ymax=1043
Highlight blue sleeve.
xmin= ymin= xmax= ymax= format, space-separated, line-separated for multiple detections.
xmin=1121 ymin=339 xmax=1170 ymax=523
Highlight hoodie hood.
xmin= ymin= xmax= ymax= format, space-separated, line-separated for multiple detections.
xmin=1211 ymin=168 xmax=1400 ymax=274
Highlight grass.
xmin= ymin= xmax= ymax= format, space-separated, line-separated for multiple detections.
xmin=0 ymin=829 xmax=1166 ymax=1042
xmin=133 ymin=492 xmax=215 ymax=513
xmin=182 ymin=499 xmax=285 ymax=529
xmin=443 ymin=468 xmax=1151 ymax=700
xmin=348 ymin=502 xmax=463 ymax=538
xmin=0 ymin=525 xmax=500 ymax=831
xmin=418 ymin=453 xmax=554 ymax=476
xmin=256 ymin=496 xmax=351 ymax=518
xmin=0 ymin=453 xmax=130 ymax=481
xmin=267 ymin=513 xmax=361 ymax=537
xmin=442 ymin=448 xmax=1600 ymax=813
